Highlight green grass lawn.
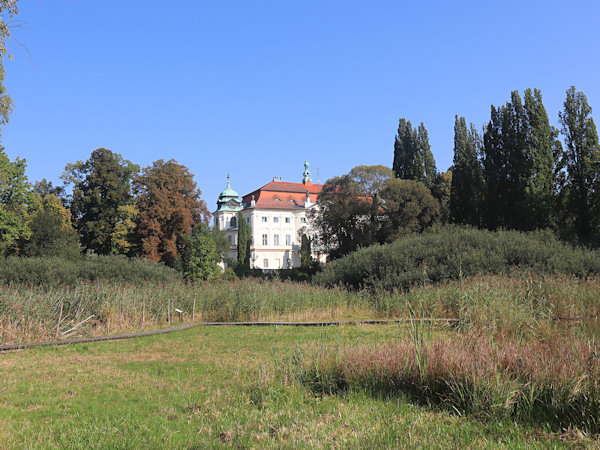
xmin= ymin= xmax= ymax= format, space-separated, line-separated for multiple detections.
xmin=0 ymin=324 xmax=581 ymax=448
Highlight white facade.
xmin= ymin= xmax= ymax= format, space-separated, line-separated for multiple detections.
xmin=213 ymin=165 xmax=325 ymax=270
xmin=242 ymin=205 xmax=320 ymax=270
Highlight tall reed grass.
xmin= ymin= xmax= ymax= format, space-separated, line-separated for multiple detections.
xmin=0 ymin=279 xmax=370 ymax=344
xmin=299 ymin=332 xmax=600 ymax=434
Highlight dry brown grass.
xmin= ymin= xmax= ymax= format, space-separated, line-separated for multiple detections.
xmin=302 ymin=331 xmax=600 ymax=434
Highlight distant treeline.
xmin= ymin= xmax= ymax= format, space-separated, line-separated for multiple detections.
xmin=0 ymin=86 xmax=598 ymax=284
xmin=310 ymin=86 xmax=600 ymax=263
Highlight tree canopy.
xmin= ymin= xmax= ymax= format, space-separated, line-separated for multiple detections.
xmin=62 ymin=148 xmax=138 ymax=255
xmin=135 ymin=159 xmax=210 ymax=267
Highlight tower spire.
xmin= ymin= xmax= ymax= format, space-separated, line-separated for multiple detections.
xmin=302 ymin=160 xmax=311 ymax=184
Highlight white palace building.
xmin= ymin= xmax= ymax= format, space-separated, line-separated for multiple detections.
xmin=213 ymin=161 xmax=325 ymax=270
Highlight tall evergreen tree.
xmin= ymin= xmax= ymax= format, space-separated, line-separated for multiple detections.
xmin=236 ymin=211 xmax=251 ymax=271
xmin=558 ymin=86 xmax=600 ymax=242
xmin=393 ymin=119 xmax=437 ymax=189
xmin=450 ymin=116 xmax=483 ymax=226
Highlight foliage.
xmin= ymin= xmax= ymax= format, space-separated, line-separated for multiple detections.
xmin=300 ymin=233 xmax=312 ymax=269
xmin=481 ymin=89 xmax=560 ymax=231
xmin=379 ymin=178 xmax=440 ymax=240
xmin=523 ymin=88 xmax=561 ymax=230
xmin=392 ymin=119 xmax=437 ymax=189
xmin=557 ymin=86 xmax=600 ymax=242
xmin=0 ymin=146 xmax=34 ymax=255
xmin=347 ymin=164 xmax=393 ymax=196
xmin=236 ymin=211 xmax=251 ymax=274
xmin=0 ymin=255 xmax=180 ymax=286
xmin=313 ymin=226 xmax=600 ymax=291
xmin=110 ymin=203 xmax=138 ymax=256
xmin=134 ymin=159 xmax=210 ymax=267
xmin=20 ymin=194 xmax=79 ymax=258
xmin=430 ymin=170 xmax=451 ymax=225
xmin=32 ymin=178 xmax=65 ymax=200
xmin=62 ymin=148 xmax=138 ymax=255
xmin=180 ymin=224 xmax=221 ymax=281
xmin=311 ymin=174 xmax=381 ymax=260
xmin=449 ymin=116 xmax=483 ymax=226
xmin=0 ymin=0 xmax=18 ymax=131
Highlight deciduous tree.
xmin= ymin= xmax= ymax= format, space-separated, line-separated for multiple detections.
xmin=392 ymin=119 xmax=437 ymax=189
xmin=135 ymin=159 xmax=210 ymax=266
xmin=62 ymin=148 xmax=138 ymax=255
xmin=0 ymin=147 xmax=34 ymax=255
xmin=379 ymin=178 xmax=440 ymax=240
xmin=450 ymin=116 xmax=483 ymax=226
xmin=180 ymin=224 xmax=221 ymax=281
xmin=21 ymin=194 xmax=79 ymax=258
xmin=558 ymin=86 xmax=600 ymax=242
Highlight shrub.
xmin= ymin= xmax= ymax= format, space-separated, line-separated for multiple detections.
xmin=0 ymin=255 xmax=181 ymax=286
xmin=314 ymin=226 xmax=600 ymax=291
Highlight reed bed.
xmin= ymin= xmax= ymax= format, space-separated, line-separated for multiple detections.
xmin=372 ymin=273 xmax=600 ymax=338
xmin=2 ymin=273 xmax=600 ymax=344
xmin=0 ymin=279 xmax=371 ymax=344
xmin=299 ymin=331 xmax=600 ymax=434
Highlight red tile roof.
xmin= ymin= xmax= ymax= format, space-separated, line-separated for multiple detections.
xmin=242 ymin=181 xmax=324 ymax=210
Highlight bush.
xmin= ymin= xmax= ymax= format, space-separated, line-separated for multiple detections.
xmin=0 ymin=255 xmax=181 ymax=286
xmin=314 ymin=226 xmax=600 ymax=291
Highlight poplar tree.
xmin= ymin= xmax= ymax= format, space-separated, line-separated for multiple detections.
xmin=558 ymin=86 xmax=600 ymax=241
xmin=393 ymin=119 xmax=437 ymax=189
xmin=450 ymin=116 xmax=483 ymax=226
xmin=523 ymin=88 xmax=561 ymax=230
xmin=482 ymin=90 xmax=553 ymax=230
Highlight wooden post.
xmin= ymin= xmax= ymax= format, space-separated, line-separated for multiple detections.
xmin=192 ymin=297 xmax=196 ymax=321
xmin=142 ymin=298 xmax=146 ymax=329
xmin=55 ymin=301 xmax=63 ymax=339
xmin=167 ymin=299 xmax=171 ymax=325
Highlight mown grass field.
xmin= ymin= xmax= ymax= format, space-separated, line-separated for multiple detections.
xmin=0 ymin=324 xmax=579 ymax=448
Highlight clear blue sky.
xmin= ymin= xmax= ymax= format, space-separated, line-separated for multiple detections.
xmin=3 ymin=0 xmax=599 ymax=211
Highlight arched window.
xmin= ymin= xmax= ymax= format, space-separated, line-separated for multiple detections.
xmin=230 ymin=216 xmax=237 ymax=228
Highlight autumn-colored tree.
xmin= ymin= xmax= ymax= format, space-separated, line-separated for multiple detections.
xmin=134 ymin=159 xmax=210 ymax=267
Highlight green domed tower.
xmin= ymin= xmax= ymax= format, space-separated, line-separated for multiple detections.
xmin=214 ymin=175 xmax=244 ymax=263
xmin=215 ymin=175 xmax=243 ymax=213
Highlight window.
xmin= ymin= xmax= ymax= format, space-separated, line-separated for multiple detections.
xmin=230 ymin=216 xmax=237 ymax=228
xmin=275 ymin=258 xmax=281 ymax=268
xmin=274 ymin=234 xmax=279 ymax=246
xmin=273 ymin=217 xmax=279 ymax=223
xmin=246 ymin=217 xmax=250 ymax=224
xmin=285 ymin=217 xmax=291 ymax=223
xmin=262 ymin=234 xmax=268 ymax=245
xmin=301 ymin=217 xmax=306 ymax=223
xmin=263 ymin=259 xmax=269 ymax=268
xmin=261 ymin=217 xmax=267 ymax=222
xmin=285 ymin=234 xmax=291 ymax=246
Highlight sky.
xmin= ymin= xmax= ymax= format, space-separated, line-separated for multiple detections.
xmin=3 ymin=0 xmax=600 ymax=211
